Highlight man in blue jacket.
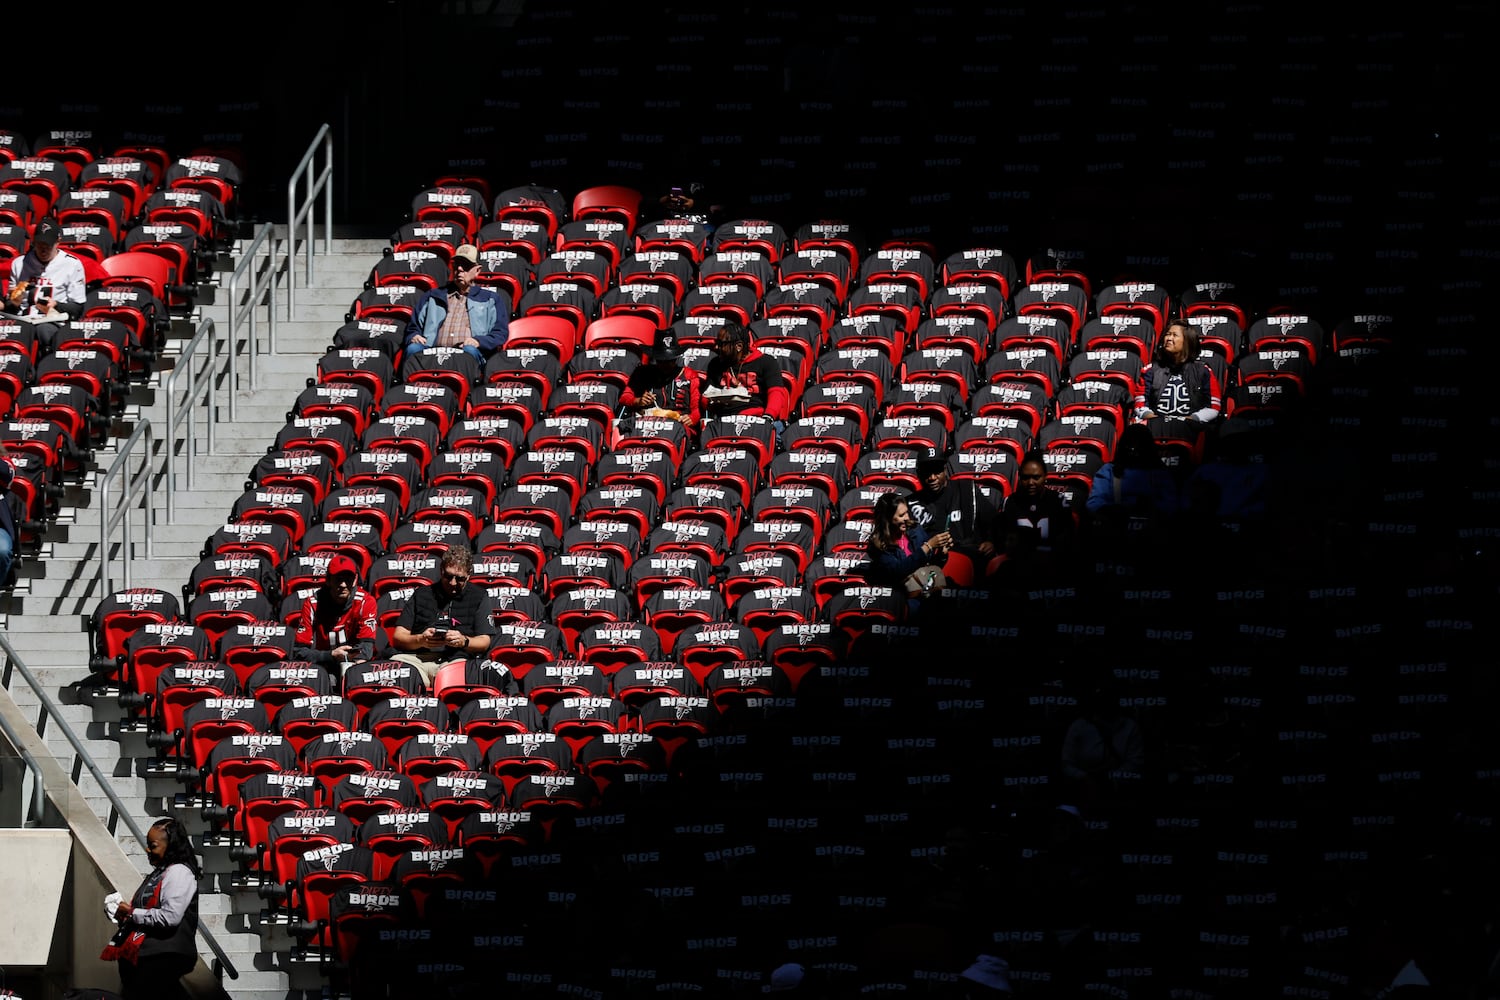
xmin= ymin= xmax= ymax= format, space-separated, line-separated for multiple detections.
xmin=403 ymin=244 xmax=509 ymax=363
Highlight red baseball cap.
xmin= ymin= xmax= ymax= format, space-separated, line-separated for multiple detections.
xmin=325 ymin=555 xmax=360 ymax=581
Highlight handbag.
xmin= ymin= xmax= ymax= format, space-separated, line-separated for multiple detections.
xmin=904 ymin=564 xmax=946 ymax=596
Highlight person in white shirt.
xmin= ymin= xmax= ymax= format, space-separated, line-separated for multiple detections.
xmin=4 ymin=218 xmax=87 ymax=351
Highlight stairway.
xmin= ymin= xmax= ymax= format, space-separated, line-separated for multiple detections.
xmin=1 ymin=234 xmax=387 ymax=999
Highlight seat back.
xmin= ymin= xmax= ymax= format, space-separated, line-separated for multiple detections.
xmin=100 ymin=251 xmax=174 ymax=301
xmin=571 ymin=185 xmax=644 ymax=233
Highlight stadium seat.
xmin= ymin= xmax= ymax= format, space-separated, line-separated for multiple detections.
xmin=571 ymin=185 xmax=644 ymax=234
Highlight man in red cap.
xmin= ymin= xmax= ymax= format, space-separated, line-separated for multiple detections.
xmin=293 ymin=554 xmax=378 ymax=677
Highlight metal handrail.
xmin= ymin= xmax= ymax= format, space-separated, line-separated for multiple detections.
xmin=223 ymin=222 xmax=279 ymax=410
xmin=0 ymin=634 xmax=238 ymax=980
xmin=283 ymin=123 xmax=334 ymax=330
xmin=163 ymin=317 xmax=217 ymax=521
xmin=95 ymin=420 xmax=155 ymax=599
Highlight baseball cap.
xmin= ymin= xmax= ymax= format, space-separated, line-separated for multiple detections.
xmin=913 ymin=445 xmax=947 ymax=473
xmin=325 ymin=555 xmax=360 ymax=581
xmin=451 ymin=244 xmax=480 ymax=269
xmin=32 ymin=220 xmax=62 ymax=246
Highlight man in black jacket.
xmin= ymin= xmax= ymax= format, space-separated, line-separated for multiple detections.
xmin=905 ymin=446 xmax=1001 ymax=585
xmin=388 ymin=544 xmax=494 ymax=686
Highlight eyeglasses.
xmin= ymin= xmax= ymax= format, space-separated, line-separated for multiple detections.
xmin=441 ymin=572 xmax=470 ymax=583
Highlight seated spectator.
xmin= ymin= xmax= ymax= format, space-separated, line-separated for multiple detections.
xmin=996 ymin=450 xmax=1077 ymax=581
xmin=292 ymin=555 xmax=378 ymax=678
xmin=702 ymin=322 xmax=789 ymax=429
xmin=1085 ymin=424 xmax=1181 ymax=539
xmin=388 ymin=544 xmax=493 ymax=685
xmin=866 ymin=492 xmax=952 ymax=603
xmin=906 ymin=446 xmax=1001 ymax=586
xmin=619 ymin=329 xmax=701 ymax=430
xmin=1184 ymin=420 xmax=1270 ymax=524
xmin=647 ymin=180 xmax=725 ymax=234
xmin=403 ymin=244 xmax=510 ymax=363
xmin=3 ymin=219 xmax=86 ymax=352
xmin=1060 ymin=683 xmax=1146 ymax=808
xmin=1133 ymin=318 xmax=1222 ymax=444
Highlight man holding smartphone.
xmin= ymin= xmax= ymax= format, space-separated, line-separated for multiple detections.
xmin=388 ymin=543 xmax=494 ymax=686
xmin=4 ymin=219 xmax=86 ymax=351
xmin=905 ymin=445 xmax=1002 ymax=585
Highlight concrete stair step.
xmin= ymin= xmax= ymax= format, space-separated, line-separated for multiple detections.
xmin=300 ymin=247 xmax=384 ymax=264
xmin=158 ymin=451 xmax=266 ymax=479
xmin=12 ymin=580 xmax=173 ymax=612
xmin=207 ymin=961 xmax=292 ymax=995
xmin=285 ymin=286 xmax=376 ymax=308
xmin=166 ymin=420 xmax=294 ymax=451
xmin=2 ymin=645 xmax=96 ymax=669
xmin=48 ymin=530 xmax=211 ymax=563
xmin=212 ymin=403 xmax=306 ymax=427
xmin=3 ymin=594 xmax=109 ymax=619
xmin=102 ymin=538 xmax=217 ymax=560
xmin=156 ymin=490 xmax=267 ymax=512
xmin=320 ymin=239 xmax=391 ymax=256
xmin=15 ymin=720 xmax=123 ymax=767
xmin=89 ymin=554 xmax=203 ymax=580
xmin=294 ymin=265 xmax=383 ymax=284
xmin=10 ymin=674 xmax=97 ymax=710
xmin=15 ymin=665 xmax=95 ymax=693
xmin=4 ymin=611 xmax=110 ymax=635
xmin=262 ymin=318 xmax=358 ymax=340
xmin=222 ymin=351 xmax=328 ymax=380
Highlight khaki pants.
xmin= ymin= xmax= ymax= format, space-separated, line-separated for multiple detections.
xmin=388 ymin=652 xmax=464 ymax=688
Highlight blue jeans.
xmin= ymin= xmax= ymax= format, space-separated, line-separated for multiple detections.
xmin=406 ymin=342 xmax=484 ymax=364
xmin=0 ymin=528 xmax=13 ymax=585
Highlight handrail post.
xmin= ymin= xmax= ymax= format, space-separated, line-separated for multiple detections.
xmin=268 ymin=234 xmax=280 ymax=354
xmin=165 ymin=317 xmax=217 ymax=520
xmin=284 ymin=123 xmax=334 ymax=327
xmin=247 ymin=234 xmax=260 ymax=387
xmin=96 ymin=421 xmax=154 ymax=599
xmin=323 ymin=127 xmax=334 ymax=257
